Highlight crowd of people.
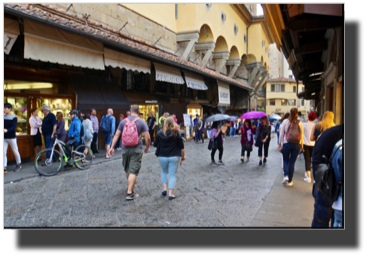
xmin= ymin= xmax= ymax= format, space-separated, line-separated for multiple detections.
xmin=4 ymin=103 xmax=343 ymax=227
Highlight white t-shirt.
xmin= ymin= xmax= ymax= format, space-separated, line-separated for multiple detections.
xmin=303 ymin=122 xmax=315 ymax=146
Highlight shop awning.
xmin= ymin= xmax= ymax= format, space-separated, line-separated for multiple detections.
xmin=4 ymin=17 xmax=20 ymax=55
xmin=154 ymin=62 xmax=184 ymax=85
xmin=104 ymin=47 xmax=151 ymax=74
xmin=184 ymin=71 xmax=208 ymax=90
xmin=217 ymin=80 xmax=230 ymax=107
xmin=24 ymin=19 xmax=105 ymax=70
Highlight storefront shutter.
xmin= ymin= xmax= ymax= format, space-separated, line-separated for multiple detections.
xmin=104 ymin=48 xmax=151 ymax=74
xmin=23 ymin=19 xmax=105 ymax=70
xmin=4 ymin=17 xmax=20 ymax=55
xmin=217 ymin=80 xmax=230 ymax=107
xmin=154 ymin=63 xmax=185 ymax=85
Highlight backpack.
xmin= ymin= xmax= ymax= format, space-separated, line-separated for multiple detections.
xmin=122 ymin=117 xmax=141 ymax=147
xmin=286 ymin=120 xmax=301 ymax=144
xmin=100 ymin=115 xmax=112 ymax=133
xmin=314 ymin=139 xmax=343 ymax=203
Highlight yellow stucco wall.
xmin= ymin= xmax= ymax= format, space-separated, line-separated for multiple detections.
xmin=266 ymin=81 xmax=303 ymax=116
xmin=121 ymin=4 xmax=177 ymax=32
xmin=248 ymin=23 xmax=270 ymax=65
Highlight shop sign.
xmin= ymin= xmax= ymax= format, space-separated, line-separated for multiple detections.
xmin=183 ymin=114 xmax=191 ymax=127
xmin=187 ymin=81 xmax=208 ymax=90
xmin=218 ymin=86 xmax=230 ymax=105
xmin=145 ymin=100 xmax=158 ymax=103
xmin=4 ymin=32 xmax=18 ymax=55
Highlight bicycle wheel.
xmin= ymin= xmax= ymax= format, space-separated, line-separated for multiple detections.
xmin=73 ymin=145 xmax=93 ymax=170
xmin=34 ymin=149 xmax=63 ymax=176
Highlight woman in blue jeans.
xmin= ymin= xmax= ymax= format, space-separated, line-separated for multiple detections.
xmin=153 ymin=117 xmax=185 ymax=200
xmin=278 ymin=108 xmax=304 ymax=187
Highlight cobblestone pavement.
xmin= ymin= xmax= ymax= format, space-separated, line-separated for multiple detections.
xmin=4 ymin=135 xmax=313 ymax=227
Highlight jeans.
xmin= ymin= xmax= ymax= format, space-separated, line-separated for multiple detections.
xmin=276 ymin=132 xmax=279 ymax=145
xmin=44 ymin=134 xmax=56 ymax=161
xmin=241 ymin=145 xmax=252 ymax=157
xmin=333 ymin=209 xmax=343 ymax=227
xmin=282 ymin=142 xmax=301 ymax=182
xmin=195 ymin=128 xmax=201 ymax=142
xmin=230 ymin=127 xmax=234 ymax=136
xmin=258 ymin=140 xmax=270 ymax=158
xmin=158 ymin=156 xmax=179 ymax=189
xmin=4 ymin=138 xmax=21 ymax=167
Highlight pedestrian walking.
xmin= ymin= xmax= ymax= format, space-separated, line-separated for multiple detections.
xmin=4 ymin=103 xmax=22 ymax=173
xmin=115 ymin=114 xmax=125 ymax=150
xmin=100 ymin=108 xmax=116 ymax=159
xmin=55 ymin=112 xmax=66 ymax=160
xmin=239 ymin=119 xmax=256 ymax=163
xmin=109 ymin=105 xmax=150 ymax=201
xmin=41 ymin=105 xmax=57 ymax=162
xmin=189 ymin=115 xmax=193 ymax=138
xmin=297 ymin=111 xmax=305 ymax=122
xmin=310 ymin=111 xmax=335 ymax=142
xmin=90 ymin=109 xmax=99 ymax=155
xmin=29 ymin=108 xmax=43 ymax=161
xmin=153 ymin=116 xmax=185 ymax=200
xmin=302 ymin=111 xmax=317 ymax=183
xmin=234 ymin=120 xmax=239 ymax=137
xmin=256 ymin=116 xmax=271 ymax=165
xmin=64 ymin=110 xmax=82 ymax=168
xmin=275 ymin=119 xmax=281 ymax=145
xmin=195 ymin=116 xmax=204 ymax=143
xmin=147 ymin=111 xmax=157 ymax=145
xmin=278 ymin=113 xmax=290 ymax=169
xmin=311 ymin=124 xmax=343 ymax=227
xmin=210 ymin=121 xmax=225 ymax=165
xmin=201 ymin=116 xmax=205 ymax=142
xmin=82 ymin=114 xmax=94 ymax=162
xmin=279 ymin=108 xmax=304 ymax=187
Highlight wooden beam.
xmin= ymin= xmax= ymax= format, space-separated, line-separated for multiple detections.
xmin=295 ymin=41 xmax=328 ymax=55
xmin=305 ymin=80 xmax=321 ymax=89
xmin=286 ymin=17 xmax=343 ymax=32
xmin=302 ymin=62 xmax=323 ymax=70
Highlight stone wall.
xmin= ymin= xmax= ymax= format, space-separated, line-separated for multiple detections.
xmin=268 ymin=43 xmax=283 ymax=79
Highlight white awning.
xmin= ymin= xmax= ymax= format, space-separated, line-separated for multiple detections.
xmin=24 ymin=19 xmax=105 ymax=70
xmin=104 ymin=48 xmax=151 ymax=74
xmin=154 ymin=63 xmax=184 ymax=85
xmin=217 ymin=80 xmax=230 ymax=106
xmin=4 ymin=17 xmax=20 ymax=55
xmin=184 ymin=71 xmax=208 ymax=90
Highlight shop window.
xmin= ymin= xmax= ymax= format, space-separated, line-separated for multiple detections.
xmin=4 ymin=96 xmax=28 ymax=136
xmin=287 ymin=99 xmax=296 ymax=106
xmin=126 ymin=70 xmax=134 ymax=91
xmin=36 ymin=98 xmax=72 ymax=130
xmin=281 ymin=84 xmax=285 ymax=92
xmin=271 ymin=84 xmax=275 ymax=92
xmin=281 ymin=99 xmax=287 ymax=106
xmin=134 ymin=71 xmax=149 ymax=92
xmin=269 ymin=99 xmax=275 ymax=106
xmin=293 ymin=86 xmax=297 ymax=92
xmin=301 ymin=99 xmax=305 ymax=106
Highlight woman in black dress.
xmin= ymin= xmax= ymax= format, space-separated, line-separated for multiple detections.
xmin=147 ymin=111 xmax=157 ymax=145
xmin=256 ymin=116 xmax=271 ymax=165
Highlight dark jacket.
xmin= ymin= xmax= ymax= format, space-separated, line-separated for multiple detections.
xmin=153 ymin=130 xmax=184 ymax=157
xmin=4 ymin=114 xmax=17 ymax=139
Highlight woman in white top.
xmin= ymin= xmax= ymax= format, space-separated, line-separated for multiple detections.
xmin=278 ymin=108 xmax=304 ymax=187
xmin=29 ymin=108 xmax=43 ymax=160
xmin=81 ymin=114 xmax=94 ymax=161
xmin=302 ymin=112 xmax=317 ymax=183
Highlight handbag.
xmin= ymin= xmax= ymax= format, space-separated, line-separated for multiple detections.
xmin=244 ymin=135 xmax=252 ymax=151
xmin=255 ymin=136 xmax=262 ymax=147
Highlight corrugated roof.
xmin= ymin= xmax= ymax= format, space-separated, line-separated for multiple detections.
xmin=4 ymin=4 xmax=253 ymax=91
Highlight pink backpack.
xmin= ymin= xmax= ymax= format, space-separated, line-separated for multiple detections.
xmin=122 ymin=117 xmax=140 ymax=147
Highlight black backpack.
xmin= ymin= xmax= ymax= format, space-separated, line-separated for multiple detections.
xmin=314 ymin=138 xmax=343 ymax=203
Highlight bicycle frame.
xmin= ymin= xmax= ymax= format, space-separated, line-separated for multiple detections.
xmin=47 ymin=138 xmax=87 ymax=163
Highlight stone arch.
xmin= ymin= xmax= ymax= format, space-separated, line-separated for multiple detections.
xmin=229 ymin=46 xmax=240 ymax=59
xmin=214 ymin=36 xmax=228 ymax=51
xmin=198 ymin=24 xmax=214 ymax=42
xmin=241 ymin=54 xmax=257 ymax=65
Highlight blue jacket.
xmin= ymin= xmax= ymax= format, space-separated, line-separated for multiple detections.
xmin=104 ymin=114 xmax=116 ymax=136
xmin=68 ymin=116 xmax=82 ymax=145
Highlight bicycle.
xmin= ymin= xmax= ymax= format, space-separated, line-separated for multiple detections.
xmin=34 ymin=133 xmax=93 ymax=176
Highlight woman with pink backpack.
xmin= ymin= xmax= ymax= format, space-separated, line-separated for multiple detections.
xmin=278 ymin=108 xmax=304 ymax=187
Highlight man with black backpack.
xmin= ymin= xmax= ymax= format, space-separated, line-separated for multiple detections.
xmin=100 ymin=108 xmax=116 ymax=159
xmin=311 ymin=124 xmax=343 ymax=227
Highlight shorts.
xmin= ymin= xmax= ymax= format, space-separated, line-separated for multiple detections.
xmin=102 ymin=132 xmax=112 ymax=145
xmin=121 ymin=148 xmax=143 ymax=176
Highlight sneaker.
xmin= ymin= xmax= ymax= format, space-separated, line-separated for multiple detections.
xmin=284 ymin=181 xmax=293 ymax=187
xmin=282 ymin=176 xmax=289 ymax=184
xmin=259 ymin=160 xmax=262 ymax=166
xmin=126 ymin=191 xmax=139 ymax=200
xmin=240 ymin=158 xmax=244 ymax=163
xmin=217 ymin=161 xmax=225 ymax=165
xmin=211 ymin=160 xmax=217 ymax=165
xmin=67 ymin=158 xmax=74 ymax=164
xmin=4 ymin=167 xmax=7 ymax=174
xmin=14 ymin=164 xmax=22 ymax=172
xmin=303 ymin=177 xmax=312 ymax=183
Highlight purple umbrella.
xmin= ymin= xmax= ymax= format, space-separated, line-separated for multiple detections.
xmin=240 ymin=111 xmax=267 ymax=119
